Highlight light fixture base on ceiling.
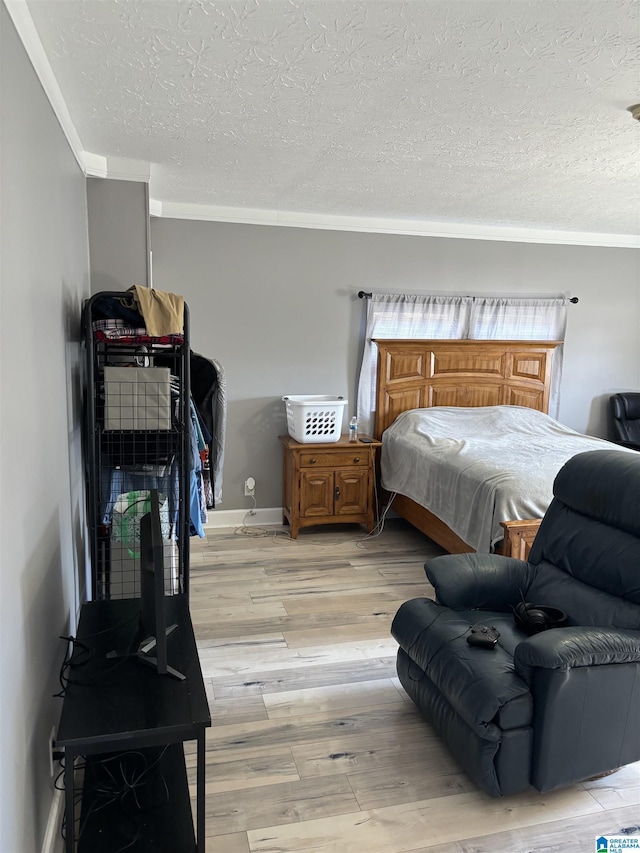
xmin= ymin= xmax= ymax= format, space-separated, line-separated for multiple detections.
xmin=628 ymin=104 xmax=640 ymax=121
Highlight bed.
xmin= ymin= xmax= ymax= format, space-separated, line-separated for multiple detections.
xmin=373 ymin=339 xmax=623 ymax=558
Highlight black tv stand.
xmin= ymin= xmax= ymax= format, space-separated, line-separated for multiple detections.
xmin=79 ymin=744 xmax=195 ymax=852
xmin=136 ymin=624 xmax=186 ymax=681
xmin=55 ymin=595 xmax=210 ymax=852
xmin=105 ymin=619 xmax=186 ymax=680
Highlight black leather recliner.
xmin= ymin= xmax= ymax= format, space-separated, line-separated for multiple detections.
xmin=610 ymin=392 xmax=640 ymax=450
xmin=391 ymin=449 xmax=640 ymax=797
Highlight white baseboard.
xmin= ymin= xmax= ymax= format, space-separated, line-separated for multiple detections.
xmin=204 ymin=507 xmax=283 ymax=530
xmin=41 ymin=786 xmax=64 ymax=853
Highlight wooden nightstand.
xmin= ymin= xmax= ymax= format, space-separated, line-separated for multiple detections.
xmin=279 ymin=434 xmax=382 ymax=539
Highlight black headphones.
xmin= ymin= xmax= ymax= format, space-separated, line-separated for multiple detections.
xmin=513 ymin=601 xmax=568 ymax=635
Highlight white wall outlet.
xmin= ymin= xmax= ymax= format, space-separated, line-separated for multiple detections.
xmin=244 ymin=477 xmax=256 ymax=496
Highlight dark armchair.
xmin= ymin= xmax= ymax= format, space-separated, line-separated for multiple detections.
xmin=610 ymin=392 xmax=640 ymax=450
xmin=391 ymin=449 xmax=640 ymax=797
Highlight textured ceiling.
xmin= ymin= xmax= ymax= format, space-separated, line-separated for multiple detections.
xmin=24 ymin=0 xmax=640 ymax=236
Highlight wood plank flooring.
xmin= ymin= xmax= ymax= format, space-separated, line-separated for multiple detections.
xmin=189 ymin=520 xmax=640 ymax=853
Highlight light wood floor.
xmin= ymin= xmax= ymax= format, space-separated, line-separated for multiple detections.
xmin=188 ymin=519 xmax=640 ymax=853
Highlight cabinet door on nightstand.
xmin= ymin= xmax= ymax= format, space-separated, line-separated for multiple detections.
xmin=300 ymin=470 xmax=333 ymax=517
xmin=335 ymin=469 xmax=368 ymax=517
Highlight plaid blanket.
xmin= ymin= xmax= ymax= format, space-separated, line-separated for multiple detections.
xmin=93 ymin=319 xmax=184 ymax=344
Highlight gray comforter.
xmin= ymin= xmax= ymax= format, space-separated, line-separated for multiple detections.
xmin=380 ymin=405 xmax=626 ymax=552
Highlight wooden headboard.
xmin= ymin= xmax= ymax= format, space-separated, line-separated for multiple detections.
xmin=373 ymin=339 xmax=561 ymax=439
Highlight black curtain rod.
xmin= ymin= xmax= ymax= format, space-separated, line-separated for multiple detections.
xmin=357 ymin=291 xmax=579 ymax=303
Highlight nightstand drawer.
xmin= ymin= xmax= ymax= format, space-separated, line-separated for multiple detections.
xmin=299 ymin=450 xmax=368 ymax=468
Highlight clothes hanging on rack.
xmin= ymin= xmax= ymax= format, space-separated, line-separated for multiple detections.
xmin=90 ymin=295 xmax=221 ymax=533
xmin=189 ymin=353 xmax=226 ymax=507
xmin=201 ymin=449 xmax=214 ymax=508
xmin=100 ymin=463 xmax=179 ymax=533
xmin=84 ymin=289 xmax=193 ymax=601
xmin=210 ymin=357 xmax=226 ymax=507
xmin=188 ymin=395 xmax=206 ymax=538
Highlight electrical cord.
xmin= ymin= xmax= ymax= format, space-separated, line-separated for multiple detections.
xmin=55 ymin=648 xmax=116 ymax=697
xmin=72 ymin=746 xmax=171 ymax=851
xmin=355 ymin=490 xmax=398 ymax=546
xmin=53 ymin=637 xmax=94 ymax=698
xmin=75 ymin=609 xmax=143 ymax=641
xmin=234 ymin=495 xmax=268 ymax=537
xmin=58 ymin=756 xmax=86 ymax=842
xmin=234 ymin=495 xmax=295 ymax=540
xmin=54 ymin=612 xmax=143 ymax=697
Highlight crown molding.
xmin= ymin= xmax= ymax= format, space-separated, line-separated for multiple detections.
xmin=5 ymin=2 xmax=150 ymax=183
xmin=87 ymin=156 xmax=151 ymax=183
xmin=82 ymin=151 xmax=109 ymax=178
xmin=149 ymin=199 xmax=640 ymax=249
xmin=7 ymin=0 xmax=638 ymax=250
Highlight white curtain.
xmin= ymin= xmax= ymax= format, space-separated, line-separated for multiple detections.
xmin=469 ymin=297 xmax=568 ymax=341
xmin=469 ymin=297 xmax=568 ymax=417
xmin=356 ymin=294 xmax=472 ymax=436
xmin=356 ymin=294 xmax=568 ymax=435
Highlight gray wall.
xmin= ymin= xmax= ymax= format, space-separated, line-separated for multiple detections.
xmin=87 ymin=177 xmax=149 ymax=292
xmin=150 ymin=218 xmax=640 ymax=512
xmin=0 ymin=6 xmax=90 ymax=851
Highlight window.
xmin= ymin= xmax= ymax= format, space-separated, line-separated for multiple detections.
xmin=357 ymin=294 xmax=568 ymax=434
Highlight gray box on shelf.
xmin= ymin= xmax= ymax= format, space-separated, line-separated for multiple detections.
xmin=104 ymin=366 xmax=171 ymax=430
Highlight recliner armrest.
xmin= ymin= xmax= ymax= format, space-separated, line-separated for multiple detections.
xmin=612 ymin=439 xmax=640 ymax=452
xmin=425 ymin=552 xmax=535 ymax=610
xmin=514 ymin=627 xmax=640 ymax=683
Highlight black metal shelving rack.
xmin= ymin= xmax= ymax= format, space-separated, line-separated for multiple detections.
xmin=83 ymin=291 xmax=191 ymax=600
